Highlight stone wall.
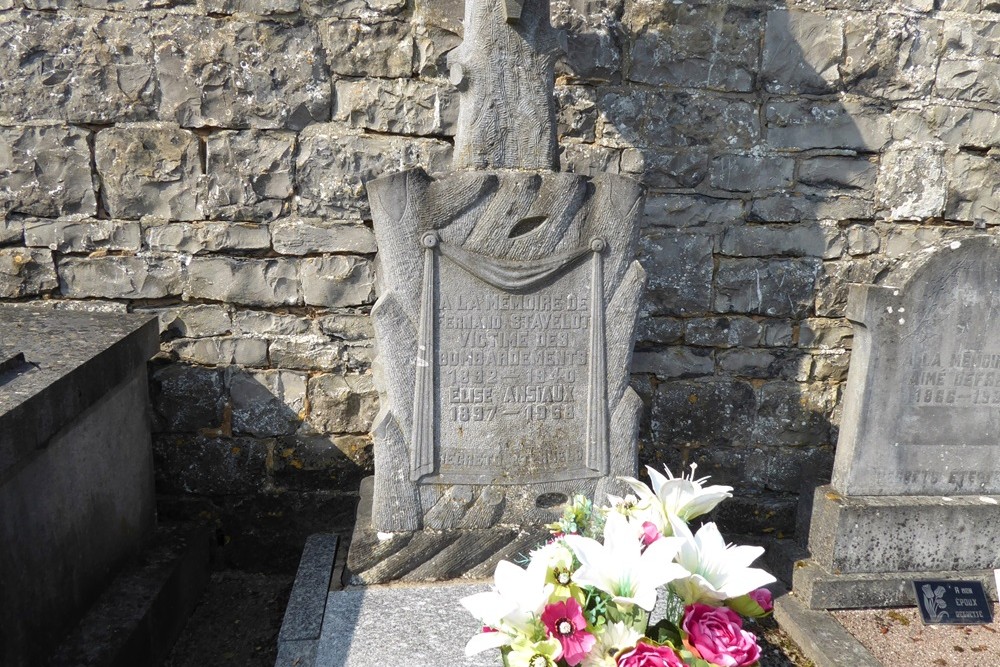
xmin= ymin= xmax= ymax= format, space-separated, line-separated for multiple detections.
xmin=2 ymin=0 xmax=998 ymax=550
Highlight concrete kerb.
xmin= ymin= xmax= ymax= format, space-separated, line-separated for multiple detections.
xmin=774 ymin=591 xmax=881 ymax=667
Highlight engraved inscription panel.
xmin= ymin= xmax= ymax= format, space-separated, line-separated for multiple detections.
xmin=432 ymin=255 xmax=595 ymax=484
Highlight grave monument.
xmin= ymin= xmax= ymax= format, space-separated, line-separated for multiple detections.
xmin=346 ymin=0 xmax=645 ymax=579
xmin=794 ymin=236 xmax=1000 ymax=609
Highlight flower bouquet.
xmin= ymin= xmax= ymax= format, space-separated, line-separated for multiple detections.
xmin=461 ymin=465 xmax=776 ymax=667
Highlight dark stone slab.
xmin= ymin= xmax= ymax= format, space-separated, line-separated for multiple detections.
xmin=48 ymin=522 xmax=212 ymax=667
xmin=0 ymin=305 xmax=159 ymax=480
xmin=278 ymin=534 xmax=339 ymax=643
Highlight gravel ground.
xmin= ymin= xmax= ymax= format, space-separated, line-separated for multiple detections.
xmin=834 ymin=605 xmax=1000 ymax=667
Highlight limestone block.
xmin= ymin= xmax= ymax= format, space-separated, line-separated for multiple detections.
xmin=638 ymin=229 xmax=712 ymax=316
xmin=317 ymin=313 xmax=374 ymax=342
xmin=631 ymin=347 xmax=714 ymax=379
xmin=877 ymin=144 xmax=947 ymax=220
xmin=635 ymin=316 xmax=684 ymax=346
xmin=846 ymin=225 xmax=880 ymax=256
xmin=642 ymin=195 xmax=744 ymax=229
xmin=555 ymin=86 xmax=598 ymax=141
xmin=946 ymin=153 xmax=1000 ymax=223
xmin=153 ymin=435 xmax=271 ymax=494
xmin=151 ymin=364 xmax=226 ymax=433
xmin=234 ymin=311 xmax=312 ymax=337
xmin=762 ymin=10 xmax=843 ymax=94
xmin=334 ymin=79 xmax=457 ymax=137
xmin=269 ymin=335 xmax=345 ymax=371
xmin=686 ymin=316 xmax=765 ymax=349
xmin=167 ymin=337 xmax=269 ymax=367
xmin=299 ymin=256 xmax=375 ymax=308
xmin=800 ymin=318 xmax=854 ymax=350
xmin=625 ymin=150 xmax=708 ymax=190
xmin=271 ymin=219 xmax=376 ymax=256
xmin=204 ymin=0 xmax=298 ymax=15
xmin=814 ymin=257 xmax=889 ymax=318
xmin=0 ymin=248 xmax=57 ymax=298
xmin=304 ymin=0 xmax=406 ymax=18
xmin=718 ymin=348 xmax=810 ymax=382
xmin=559 ymin=143 xmax=621 ymax=178
xmin=95 ymin=126 xmax=201 ymax=221
xmin=144 ymin=222 xmax=271 ymax=254
xmin=306 ymin=374 xmax=379 ymax=434
xmin=709 ymin=154 xmax=794 ymax=193
xmin=296 ymin=128 xmax=451 ymax=218
xmin=715 ymin=258 xmax=820 ymax=317
xmin=138 ymin=304 xmax=233 ymax=339
xmin=186 ymin=256 xmax=300 ymax=307
xmin=897 ymin=105 xmax=1000 ymax=149
xmin=935 ymin=59 xmax=1000 ymax=103
xmin=553 ymin=6 xmax=622 ymax=82
xmin=0 ymin=125 xmax=95 ymax=218
xmin=720 ymin=223 xmax=844 ymax=259
xmin=798 ymin=156 xmax=877 ymax=192
xmin=413 ymin=20 xmax=463 ymax=78
xmin=154 ymin=17 xmax=330 ymax=130
xmin=650 ymin=380 xmax=757 ymax=448
xmin=0 ymin=14 xmax=157 ymax=122
xmin=22 ymin=219 xmax=141 ymax=253
xmin=627 ymin=4 xmax=759 ymax=92
xmin=205 ymin=130 xmax=295 ymax=222
xmin=58 ymin=255 xmax=184 ymax=299
xmin=0 ymin=216 xmax=20 ymax=245
xmin=745 ymin=446 xmax=833 ymax=494
xmin=748 ymin=193 xmax=873 ymax=223
xmin=273 ymin=434 xmax=373 ymax=490
xmin=843 ymin=14 xmax=940 ymax=100
xmin=229 ymin=369 xmax=307 ymax=437
xmin=320 ymin=20 xmax=413 ymax=77
xmin=766 ymin=100 xmax=890 ymax=151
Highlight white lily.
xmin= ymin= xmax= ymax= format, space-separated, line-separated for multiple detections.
xmin=461 ymin=559 xmax=554 ymax=656
xmin=564 ymin=512 xmax=688 ymax=611
xmin=667 ymin=515 xmax=776 ymax=605
xmin=581 ymin=621 xmax=643 ymax=667
xmin=621 ymin=463 xmax=733 ymax=529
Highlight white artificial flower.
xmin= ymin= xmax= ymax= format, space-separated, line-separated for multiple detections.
xmin=564 ymin=512 xmax=688 ymax=611
xmin=461 ymin=559 xmax=554 ymax=656
xmin=621 ymin=463 xmax=733 ymax=529
xmin=667 ymin=515 xmax=776 ymax=605
xmin=582 ymin=621 xmax=644 ymax=667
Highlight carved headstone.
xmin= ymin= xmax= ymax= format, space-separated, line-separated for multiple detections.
xmin=362 ymin=0 xmax=646 ymax=539
xmin=796 ymin=236 xmax=1000 ymax=609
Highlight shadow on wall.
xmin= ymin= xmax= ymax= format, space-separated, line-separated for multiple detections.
xmin=552 ymin=0 xmax=888 ymax=541
xmin=149 ymin=351 xmax=371 ymax=573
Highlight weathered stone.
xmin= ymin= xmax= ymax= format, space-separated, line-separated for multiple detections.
xmin=273 ymin=434 xmax=373 ymax=490
xmin=153 ymin=435 xmax=271 ymax=495
xmin=936 ymin=59 xmax=1000 ymax=103
xmin=559 ymin=143 xmax=622 ymax=177
xmin=762 ymin=10 xmax=843 ymax=94
xmin=23 ymin=219 xmax=141 ymax=253
xmin=635 ymin=316 xmax=684 ymax=346
xmin=555 ymin=86 xmax=597 ymax=141
xmin=228 ymin=369 xmax=307 ymax=437
xmin=718 ymin=349 xmax=809 ymax=382
xmin=720 ymin=223 xmax=844 ymax=259
xmin=0 ymin=248 xmax=57 ymax=298
xmin=811 ymin=351 xmax=851 ymax=382
xmin=299 ymin=256 xmax=375 ymax=308
xmin=843 ymin=14 xmax=940 ymax=100
xmin=0 ymin=125 xmax=95 ymax=218
xmin=754 ymin=381 xmax=835 ymax=448
xmin=306 ymin=374 xmax=379 ymax=434
xmin=95 ymin=126 xmax=201 ymax=221
xmin=553 ymin=5 xmax=622 ymax=82
xmin=632 ymin=347 xmax=714 ymax=379
xmin=205 ymin=131 xmax=295 ymax=222
xmin=413 ymin=20 xmax=463 ymax=78
xmin=650 ymin=380 xmax=757 ymax=448
xmin=709 ymin=154 xmax=794 ymax=193
xmin=762 ymin=320 xmax=794 ymax=347
xmin=320 ymin=20 xmax=413 ymax=78
xmin=334 ymin=79 xmax=457 ymax=137
xmin=686 ymin=316 xmax=764 ymax=349
xmin=58 ymin=255 xmax=184 ymax=300
xmin=897 ymin=105 xmax=1000 ymax=149
xmin=0 ymin=14 xmax=157 ymax=123
xmin=639 ymin=229 xmax=713 ymax=316
xmin=745 ymin=446 xmax=834 ymax=494
xmin=296 ymin=127 xmax=451 ymax=218
xmin=151 ymin=364 xmax=226 ymax=433
xmin=715 ymin=258 xmax=820 ymax=317
xmin=269 ymin=336 xmax=345 ymax=372
xmin=155 ymin=17 xmax=330 ymax=130
xmin=303 ymin=0 xmax=406 ymax=17
xmin=0 ymin=216 xmax=21 ymax=245
xmin=186 ymin=257 xmax=299 ymax=307
xmin=798 ymin=156 xmax=877 ymax=192
xmin=167 ymin=337 xmax=269 ymax=367
xmin=599 ymin=90 xmax=758 ymax=150
xmin=144 ymin=222 xmax=271 ymax=254
xmin=799 ymin=318 xmax=854 ymax=350
xmin=946 ymin=153 xmax=1000 ymax=223
xmin=846 ymin=225 xmax=880 ymax=256
xmin=234 ymin=311 xmax=312 ymax=337
xmin=271 ymin=219 xmax=377 ymax=256
xmin=877 ymin=144 xmax=947 ymax=220
xmin=814 ymin=257 xmax=890 ymax=318
xmin=748 ymin=192 xmax=873 ymax=224
xmin=139 ymin=304 xmax=233 ymax=339
xmin=628 ymin=150 xmax=708 ymax=190
xmin=765 ymin=100 xmax=890 ymax=151
xmin=317 ymin=313 xmax=374 ymax=342
xmin=642 ymin=195 xmax=744 ymax=229
xmin=204 ymin=0 xmax=298 ymax=15
xmin=628 ymin=4 xmax=759 ymax=93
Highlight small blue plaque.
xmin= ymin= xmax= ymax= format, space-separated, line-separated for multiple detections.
xmin=913 ymin=579 xmax=994 ymax=625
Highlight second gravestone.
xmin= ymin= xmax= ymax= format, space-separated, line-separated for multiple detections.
xmin=796 ymin=236 xmax=1000 ymax=608
xmin=344 ymin=0 xmax=646 ymax=584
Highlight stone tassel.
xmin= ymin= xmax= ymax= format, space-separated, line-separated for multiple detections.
xmin=410 ymin=232 xmax=439 ymax=481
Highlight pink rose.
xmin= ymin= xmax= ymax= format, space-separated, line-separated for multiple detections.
xmin=682 ymin=603 xmax=761 ymax=667
xmin=748 ymin=588 xmax=773 ymax=614
xmin=616 ymin=641 xmax=684 ymax=667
